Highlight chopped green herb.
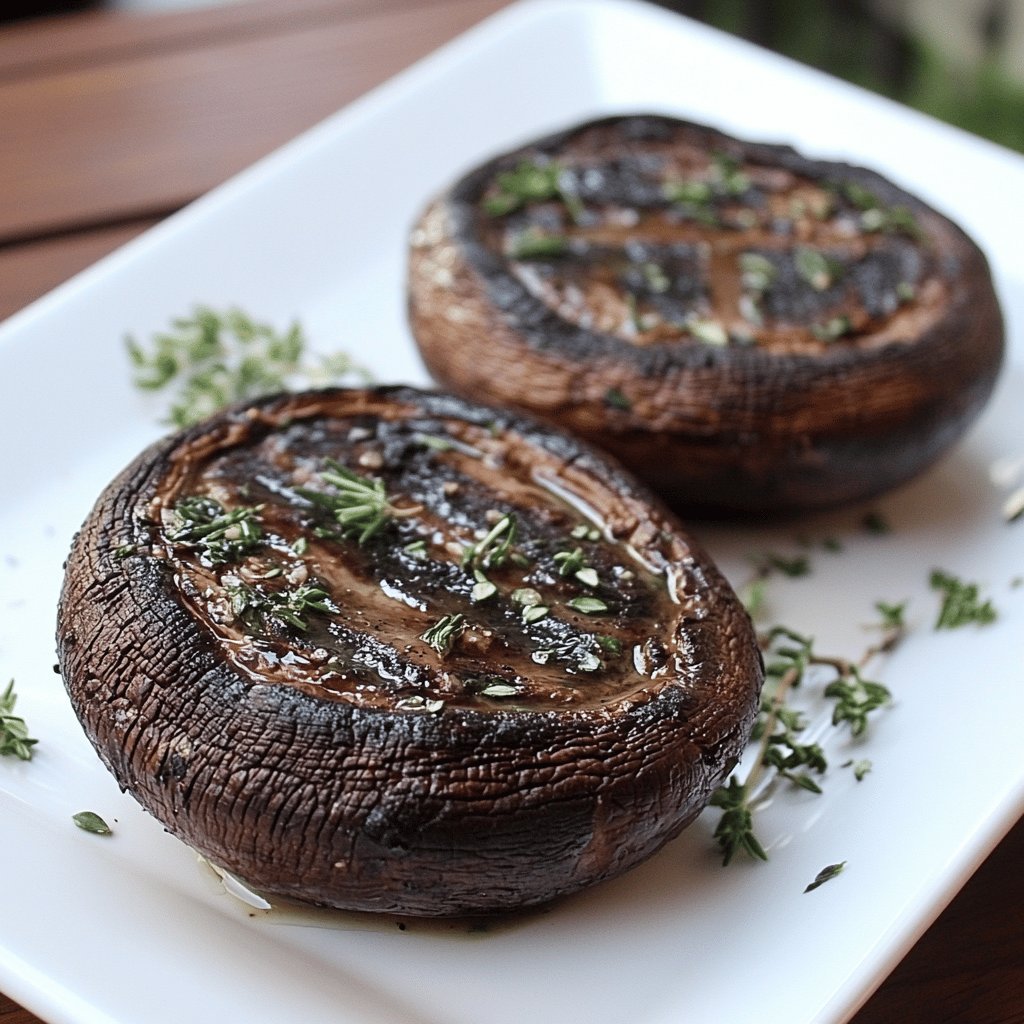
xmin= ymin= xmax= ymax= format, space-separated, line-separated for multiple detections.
xmin=839 ymin=182 xmax=920 ymax=237
xmin=596 ymin=634 xmax=622 ymax=655
xmin=642 ymin=262 xmax=671 ymax=293
xmin=930 ymin=569 xmax=997 ymax=629
xmin=522 ymin=605 xmax=550 ymax=625
xmin=126 ymin=306 xmax=368 ymax=427
xmin=843 ymin=758 xmax=873 ymax=781
xmin=403 ymin=539 xmax=428 ymax=560
xmin=0 ymin=681 xmax=37 ymax=761
xmin=738 ymin=251 xmax=776 ymax=293
xmin=463 ymin=514 xmax=517 ymax=572
xmin=604 ymin=387 xmax=632 ymax=411
xmin=73 ymin=811 xmax=112 ymax=836
xmin=804 ymin=861 xmax=846 ymax=893
xmin=300 ymin=460 xmax=420 ymax=545
xmin=470 ymin=570 xmax=498 ymax=604
xmin=688 ymin=318 xmax=729 ymax=346
xmin=420 ymin=613 xmax=466 ymax=656
xmin=416 ymin=433 xmax=455 ymax=452
xmin=709 ymin=778 xmax=768 ymax=866
xmin=824 ymin=668 xmax=892 ymax=737
xmin=484 ymin=160 xmax=582 ymax=220
xmin=750 ymin=551 xmax=811 ymax=579
xmin=478 ymin=682 xmax=519 ymax=698
xmin=795 ymin=246 xmax=841 ymax=291
xmin=811 ymin=315 xmax=853 ymax=341
xmin=711 ymin=152 xmax=751 ymax=196
xmin=512 ymin=587 xmax=543 ymax=607
xmin=567 ymin=596 xmax=608 ymax=615
xmin=874 ymin=600 xmax=907 ymax=630
xmin=507 ymin=228 xmax=570 ymax=260
xmin=571 ymin=523 xmax=601 ymax=542
xmin=167 ymin=496 xmax=263 ymax=565
xmin=862 ymin=510 xmax=891 ymax=535
xmin=226 ymin=580 xmax=336 ymax=632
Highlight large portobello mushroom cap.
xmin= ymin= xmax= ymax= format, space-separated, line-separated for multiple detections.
xmin=57 ymin=386 xmax=762 ymax=916
xmin=408 ymin=114 xmax=1004 ymax=516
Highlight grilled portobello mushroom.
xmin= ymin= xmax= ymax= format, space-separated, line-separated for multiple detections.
xmin=408 ymin=114 xmax=1004 ymax=516
xmin=57 ymin=386 xmax=762 ymax=917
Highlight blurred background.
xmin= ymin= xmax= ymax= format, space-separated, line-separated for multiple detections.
xmin=3 ymin=0 xmax=1023 ymax=154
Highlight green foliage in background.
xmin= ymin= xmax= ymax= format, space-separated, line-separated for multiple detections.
xmin=676 ymin=0 xmax=1024 ymax=153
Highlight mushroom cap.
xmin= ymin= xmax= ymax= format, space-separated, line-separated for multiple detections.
xmin=408 ymin=114 xmax=1004 ymax=516
xmin=57 ymin=386 xmax=762 ymax=916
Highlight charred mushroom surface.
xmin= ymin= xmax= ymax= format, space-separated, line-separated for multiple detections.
xmin=57 ymin=387 xmax=762 ymax=916
xmin=408 ymin=114 xmax=1004 ymax=515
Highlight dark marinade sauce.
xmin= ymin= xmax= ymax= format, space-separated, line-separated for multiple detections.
xmin=158 ymin=413 xmax=680 ymax=713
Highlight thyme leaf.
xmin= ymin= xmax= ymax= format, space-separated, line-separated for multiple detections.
xmin=0 ymin=680 xmax=37 ymax=761
xmin=167 ymin=496 xmax=264 ymax=565
xmin=73 ymin=811 xmax=112 ymax=835
xmin=420 ymin=613 xmax=465 ymax=656
xmin=804 ymin=861 xmax=846 ymax=893
xmin=930 ymin=569 xmax=998 ymax=629
xmin=226 ymin=580 xmax=336 ymax=632
xmin=484 ymin=160 xmax=582 ymax=221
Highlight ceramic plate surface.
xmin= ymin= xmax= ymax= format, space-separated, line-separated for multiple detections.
xmin=1 ymin=2 xmax=1022 ymax=1022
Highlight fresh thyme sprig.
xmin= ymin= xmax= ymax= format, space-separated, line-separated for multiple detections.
xmin=167 ymin=496 xmax=264 ymax=565
xmin=300 ymin=460 xmax=421 ymax=545
xmin=126 ymin=306 xmax=369 ymax=427
xmin=226 ymin=580 xmax=336 ymax=632
xmin=710 ymin=608 xmax=900 ymax=866
xmin=0 ymin=680 xmax=37 ymax=761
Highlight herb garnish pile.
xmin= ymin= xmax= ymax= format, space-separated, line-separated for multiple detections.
xmin=127 ymin=306 xmax=369 ymax=427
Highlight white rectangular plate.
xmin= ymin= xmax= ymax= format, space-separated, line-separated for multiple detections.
xmin=1 ymin=2 xmax=1022 ymax=1022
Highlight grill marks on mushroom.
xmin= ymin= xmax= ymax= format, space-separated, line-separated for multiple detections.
xmin=160 ymin=414 xmax=679 ymax=710
xmin=57 ymin=387 xmax=762 ymax=915
xmin=478 ymin=138 xmax=935 ymax=354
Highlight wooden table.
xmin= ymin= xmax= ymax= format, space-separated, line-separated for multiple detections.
xmin=1 ymin=2 xmax=1021 ymax=1021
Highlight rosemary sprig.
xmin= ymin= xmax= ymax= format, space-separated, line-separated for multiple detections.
xmin=300 ymin=460 xmax=421 ymax=544
xmin=167 ymin=496 xmax=264 ymax=565
xmin=126 ymin=306 xmax=369 ymax=427
xmin=0 ymin=680 xmax=37 ymax=761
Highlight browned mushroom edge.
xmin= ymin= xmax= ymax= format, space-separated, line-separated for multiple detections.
xmin=408 ymin=114 xmax=1004 ymax=516
xmin=56 ymin=386 xmax=762 ymax=917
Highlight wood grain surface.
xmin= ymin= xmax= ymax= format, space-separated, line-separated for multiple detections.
xmin=0 ymin=2 xmax=1021 ymax=1022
